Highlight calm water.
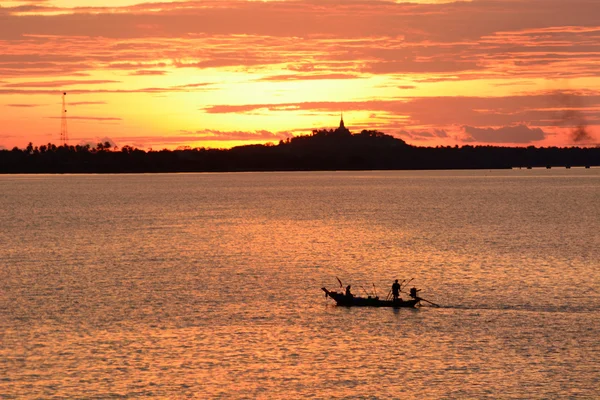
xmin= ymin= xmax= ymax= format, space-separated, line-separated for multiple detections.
xmin=1 ymin=170 xmax=599 ymax=399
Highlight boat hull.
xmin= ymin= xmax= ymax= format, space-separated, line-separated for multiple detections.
xmin=322 ymin=288 xmax=420 ymax=308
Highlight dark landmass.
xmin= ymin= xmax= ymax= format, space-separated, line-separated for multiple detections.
xmin=1 ymin=129 xmax=599 ymax=173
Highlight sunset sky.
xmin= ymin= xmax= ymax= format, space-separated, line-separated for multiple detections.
xmin=1 ymin=0 xmax=599 ymax=150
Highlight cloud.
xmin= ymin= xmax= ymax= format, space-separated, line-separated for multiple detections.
xmin=106 ymin=62 xmax=169 ymax=70
xmin=258 ymin=73 xmax=362 ymax=81
xmin=2 ymin=79 xmax=120 ymax=88
xmin=187 ymin=129 xmax=293 ymax=142
xmin=0 ymin=82 xmax=213 ymax=95
xmin=47 ymin=116 xmax=122 ymax=121
xmin=364 ymin=60 xmax=479 ymax=74
xmin=69 ymin=101 xmax=107 ymax=106
xmin=195 ymin=92 xmax=600 ymax=146
xmin=89 ymin=130 xmax=293 ymax=148
xmin=7 ymin=103 xmax=43 ymax=107
xmin=1 ymin=0 xmax=599 ymax=80
xmin=3 ymin=0 xmax=598 ymax=42
xmin=175 ymin=82 xmax=212 ymax=89
xmin=492 ymin=80 xmax=536 ymax=87
xmin=200 ymin=92 xmax=600 ymax=129
xmin=128 ymin=70 xmax=168 ymax=76
xmin=397 ymin=129 xmax=449 ymax=140
xmin=463 ymin=125 xmax=546 ymax=144
xmin=202 ymin=101 xmax=391 ymax=114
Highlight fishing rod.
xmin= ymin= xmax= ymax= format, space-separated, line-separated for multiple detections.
xmin=400 ymin=278 xmax=413 ymax=291
xmin=360 ymin=286 xmax=371 ymax=297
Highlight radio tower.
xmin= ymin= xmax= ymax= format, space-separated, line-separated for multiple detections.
xmin=60 ymin=92 xmax=68 ymax=146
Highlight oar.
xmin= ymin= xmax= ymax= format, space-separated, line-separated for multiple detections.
xmin=401 ymin=289 xmax=441 ymax=308
xmin=418 ymin=297 xmax=441 ymax=308
xmin=401 ymin=278 xmax=413 ymax=291
xmin=336 ymin=276 xmax=343 ymax=289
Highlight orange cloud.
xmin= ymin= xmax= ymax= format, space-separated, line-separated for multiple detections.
xmin=186 ymin=129 xmax=293 ymax=142
xmin=3 ymin=79 xmax=120 ymax=88
xmin=463 ymin=125 xmax=546 ymax=144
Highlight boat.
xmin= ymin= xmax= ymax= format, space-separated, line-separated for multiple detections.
xmin=321 ymin=287 xmax=421 ymax=308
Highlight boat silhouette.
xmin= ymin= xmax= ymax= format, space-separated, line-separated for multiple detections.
xmin=322 ymin=287 xmax=421 ymax=308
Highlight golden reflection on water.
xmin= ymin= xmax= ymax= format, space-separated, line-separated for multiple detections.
xmin=1 ymin=170 xmax=599 ymax=398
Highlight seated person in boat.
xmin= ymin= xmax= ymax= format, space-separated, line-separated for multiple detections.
xmin=345 ymin=285 xmax=353 ymax=298
xmin=392 ymin=279 xmax=401 ymax=301
xmin=409 ymin=287 xmax=421 ymax=299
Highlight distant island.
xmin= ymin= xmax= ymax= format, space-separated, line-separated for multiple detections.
xmin=1 ymin=119 xmax=598 ymax=173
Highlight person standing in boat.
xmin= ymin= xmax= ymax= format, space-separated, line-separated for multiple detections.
xmin=345 ymin=285 xmax=353 ymax=298
xmin=392 ymin=279 xmax=401 ymax=301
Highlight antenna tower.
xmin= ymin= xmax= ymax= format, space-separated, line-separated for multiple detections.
xmin=60 ymin=92 xmax=68 ymax=146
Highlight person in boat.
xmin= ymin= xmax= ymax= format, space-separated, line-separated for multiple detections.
xmin=409 ymin=287 xmax=421 ymax=299
xmin=392 ymin=279 xmax=401 ymax=301
xmin=345 ymin=285 xmax=353 ymax=298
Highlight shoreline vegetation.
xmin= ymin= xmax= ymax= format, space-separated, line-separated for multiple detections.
xmin=1 ymin=129 xmax=599 ymax=173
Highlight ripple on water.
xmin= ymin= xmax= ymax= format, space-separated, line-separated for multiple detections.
xmin=0 ymin=171 xmax=599 ymax=398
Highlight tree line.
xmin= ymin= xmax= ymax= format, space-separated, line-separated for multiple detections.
xmin=1 ymin=129 xmax=598 ymax=173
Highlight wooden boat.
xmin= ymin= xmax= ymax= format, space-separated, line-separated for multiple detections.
xmin=322 ymin=287 xmax=421 ymax=308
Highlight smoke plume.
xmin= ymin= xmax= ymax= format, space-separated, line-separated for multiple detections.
xmin=553 ymin=91 xmax=594 ymax=144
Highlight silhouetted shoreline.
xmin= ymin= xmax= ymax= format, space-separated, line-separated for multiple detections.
xmin=1 ymin=129 xmax=598 ymax=173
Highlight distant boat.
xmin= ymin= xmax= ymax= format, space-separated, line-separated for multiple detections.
xmin=585 ymin=166 xmax=591 ymax=169
xmin=322 ymin=288 xmax=421 ymax=308
xmin=566 ymin=166 xmax=571 ymax=169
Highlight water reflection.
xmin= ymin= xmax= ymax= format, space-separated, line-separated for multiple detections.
xmin=1 ymin=171 xmax=599 ymax=398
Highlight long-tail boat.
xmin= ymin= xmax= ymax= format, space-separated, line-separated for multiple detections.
xmin=321 ymin=287 xmax=421 ymax=308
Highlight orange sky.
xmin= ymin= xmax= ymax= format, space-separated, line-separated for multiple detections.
xmin=1 ymin=0 xmax=599 ymax=150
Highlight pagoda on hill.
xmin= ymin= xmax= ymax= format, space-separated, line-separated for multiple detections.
xmin=310 ymin=113 xmax=352 ymax=137
xmin=333 ymin=113 xmax=351 ymax=136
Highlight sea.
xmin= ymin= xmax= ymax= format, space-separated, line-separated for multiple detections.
xmin=1 ymin=169 xmax=599 ymax=399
